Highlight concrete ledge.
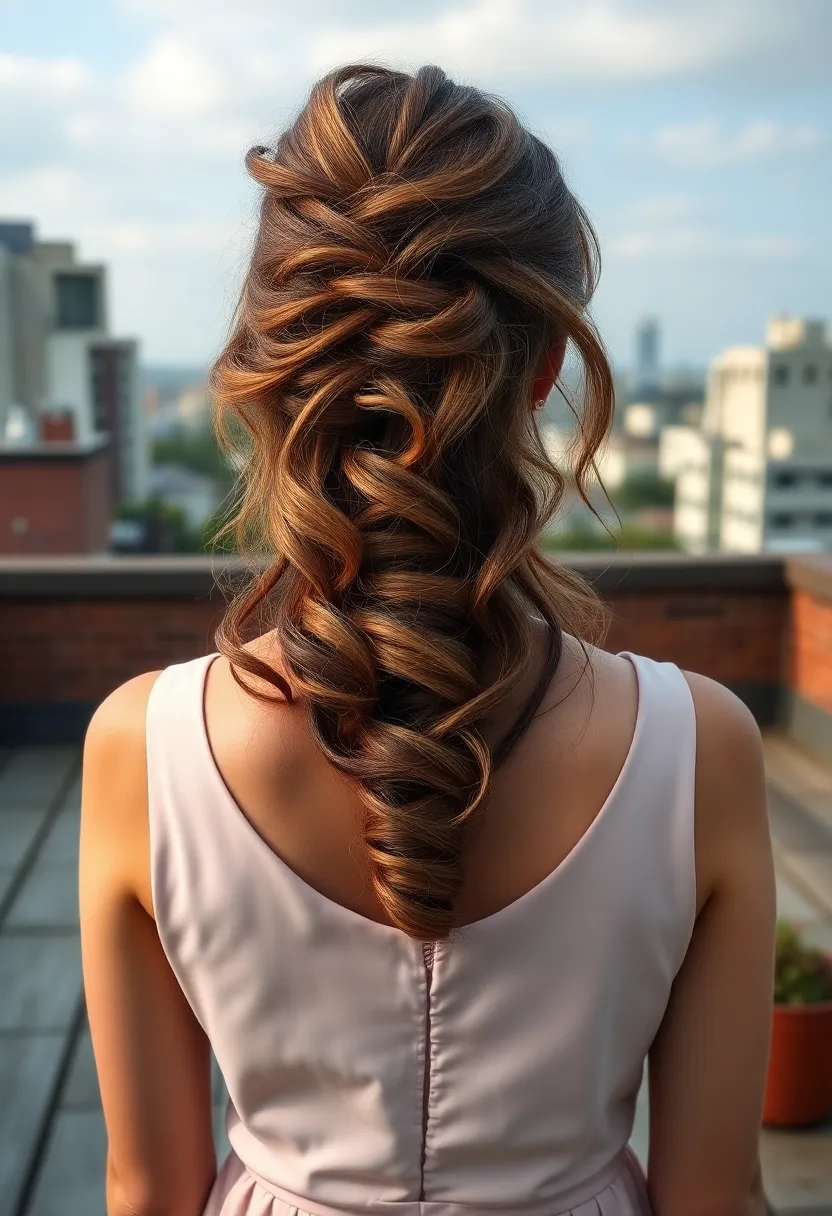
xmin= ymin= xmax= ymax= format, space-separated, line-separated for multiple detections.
xmin=786 ymin=555 xmax=832 ymax=602
xmin=0 ymin=552 xmax=787 ymax=598
xmin=0 ymin=436 xmax=110 ymax=461
xmin=0 ymin=555 xmax=241 ymax=598
xmin=786 ymin=691 xmax=832 ymax=767
xmin=568 ymin=551 xmax=786 ymax=593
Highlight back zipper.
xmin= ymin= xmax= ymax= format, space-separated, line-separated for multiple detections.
xmin=419 ymin=941 xmax=436 ymax=1202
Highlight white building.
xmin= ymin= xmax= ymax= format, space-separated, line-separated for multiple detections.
xmin=0 ymin=220 xmax=147 ymax=504
xmin=661 ymin=317 xmax=832 ymax=553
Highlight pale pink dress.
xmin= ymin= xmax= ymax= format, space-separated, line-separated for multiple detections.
xmin=146 ymin=650 xmax=696 ymax=1216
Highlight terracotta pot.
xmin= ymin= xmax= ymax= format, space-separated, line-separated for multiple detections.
xmin=763 ymin=1000 xmax=832 ymax=1127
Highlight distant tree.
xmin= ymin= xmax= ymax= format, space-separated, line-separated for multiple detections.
xmin=612 ymin=471 xmax=675 ymax=511
xmin=542 ymin=524 xmax=679 ymax=552
xmin=151 ymin=424 xmax=235 ymax=489
xmin=114 ymin=497 xmax=204 ymax=554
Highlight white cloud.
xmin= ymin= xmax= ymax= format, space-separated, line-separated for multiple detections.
xmin=604 ymin=193 xmax=808 ymax=263
xmin=310 ymin=0 xmax=741 ymax=84
xmin=624 ymin=195 xmax=703 ymax=224
xmin=1 ymin=0 xmax=827 ymax=361
xmin=0 ymin=53 xmax=88 ymax=97
xmin=126 ymin=38 xmax=227 ymax=118
xmin=653 ymin=119 xmax=822 ymax=170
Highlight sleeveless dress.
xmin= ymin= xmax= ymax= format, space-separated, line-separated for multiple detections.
xmin=146 ymin=650 xmax=697 ymax=1216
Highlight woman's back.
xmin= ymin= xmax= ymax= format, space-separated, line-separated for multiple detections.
xmin=146 ymin=634 xmax=697 ymax=1215
xmin=79 ymin=62 xmax=776 ymax=1216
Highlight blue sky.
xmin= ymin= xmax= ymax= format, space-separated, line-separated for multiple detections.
xmin=1 ymin=0 xmax=829 ymax=369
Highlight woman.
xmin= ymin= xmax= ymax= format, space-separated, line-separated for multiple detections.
xmin=80 ymin=64 xmax=775 ymax=1216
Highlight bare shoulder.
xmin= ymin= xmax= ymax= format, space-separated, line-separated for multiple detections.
xmin=681 ymin=670 xmax=769 ymax=905
xmin=681 ymin=670 xmax=765 ymax=807
xmin=85 ymin=669 xmax=164 ymax=743
xmin=81 ymin=670 xmax=165 ymax=912
xmin=83 ymin=669 xmax=165 ymax=786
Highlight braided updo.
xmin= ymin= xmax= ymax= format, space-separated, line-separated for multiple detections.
xmin=210 ymin=63 xmax=613 ymax=941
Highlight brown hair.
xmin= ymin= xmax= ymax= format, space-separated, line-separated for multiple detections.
xmin=209 ymin=63 xmax=613 ymax=941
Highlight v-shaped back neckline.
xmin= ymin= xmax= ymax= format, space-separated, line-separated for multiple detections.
xmin=194 ymin=649 xmax=646 ymax=943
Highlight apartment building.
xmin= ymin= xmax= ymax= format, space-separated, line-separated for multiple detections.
xmin=0 ymin=220 xmax=147 ymax=506
xmin=661 ymin=317 xmax=832 ymax=553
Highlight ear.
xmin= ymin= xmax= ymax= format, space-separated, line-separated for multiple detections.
xmin=531 ymin=335 xmax=568 ymax=404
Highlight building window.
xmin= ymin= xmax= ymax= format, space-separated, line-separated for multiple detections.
xmin=771 ymin=470 xmax=798 ymax=489
xmin=803 ymin=364 xmax=818 ymax=385
xmin=771 ymin=513 xmax=795 ymax=528
xmin=773 ymin=364 xmax=789 ymax=386
xmin=55 ymin=274 xmax=99 ymax=329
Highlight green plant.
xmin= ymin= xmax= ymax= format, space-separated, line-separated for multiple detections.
xmin=774 ymin=921 xmax=832 ymax=1005
xmin=541 ymin=525 xmax=680 ymax=552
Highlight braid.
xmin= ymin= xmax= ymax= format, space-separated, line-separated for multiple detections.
xmin=210 ymin=64 xmax=612 ymax=940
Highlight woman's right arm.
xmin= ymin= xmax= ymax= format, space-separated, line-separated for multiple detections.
xmin=647 ymin=672 xmax=776 ymax=1216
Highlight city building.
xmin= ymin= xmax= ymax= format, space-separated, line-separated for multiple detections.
xmin=0 ymin=220 xmax=147 ymax=507
xmin=661 ymin=317 xmax=832 ymax=553
xmin=0 ymin=433 xmax=111 ymax=554
xmin=634 ymin=316 xmax=660 ymax=402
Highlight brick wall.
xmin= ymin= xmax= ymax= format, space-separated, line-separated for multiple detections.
xmin=0 ymin=554 xmax=791 ymax=743
xmin=0 ymin=443 xmax=111 ymax=555
xmin=604 ymin=588 xmax=787 ymax=687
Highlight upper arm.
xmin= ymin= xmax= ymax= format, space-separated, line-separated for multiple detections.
xmin=79 ymin=673 xmax=217 ymax=1216
xmin=647 ymin=672 xmax=775 ymax=1216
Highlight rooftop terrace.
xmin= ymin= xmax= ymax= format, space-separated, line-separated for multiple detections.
xmin=2 ymin=552 xmax=832 ymax=1215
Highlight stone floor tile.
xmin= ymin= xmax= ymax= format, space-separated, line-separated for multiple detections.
xmin=38 ymin=809 xmax=81 ymax=867
xmin=776 ymin=873 xmax=825 ymax=924
xmin=760 ymin=1116 xmax=832 ymax=1215
xmin=781 ymin=852 xmax=832 ymax=920
xmin=26 ymin=1107 xmax=107 ymax=1216
xmin=768 ymin=788 xmax=832 ymax=854
xmin=0 ymin=933 xmax=82 ymax=1031
xmin=0 ymin=749 xmax=78 ymax=813
xmin=764 ymin=734 xmax=832 ymax=794
xmin=6 ymin=864 xmax=79 ymax=930
xmin=0 ymin=1032 xmax=65 ymax=1212
xmin=56 ymin=772 xmax=82 ymax=815
xmin=0 ymin=866 xmax=16 ymax=903
xmin=0 ymin=809 xmax=50 ymax=868
xmin=62 ymin=1024 xmax=100 ymax=1110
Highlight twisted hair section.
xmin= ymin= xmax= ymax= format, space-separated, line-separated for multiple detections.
xmin=210 ymin=64 xmax=613 ymax=940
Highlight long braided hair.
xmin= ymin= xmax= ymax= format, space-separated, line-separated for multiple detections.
xmin=210 ymin=64 xmax=613 ymax=941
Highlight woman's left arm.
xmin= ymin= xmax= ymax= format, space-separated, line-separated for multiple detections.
xmin=80 ymin=673 xmax=218 ymax=1216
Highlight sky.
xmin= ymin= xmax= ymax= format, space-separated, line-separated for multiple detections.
xmin=1 ymin=0 xmax=829 ymax=370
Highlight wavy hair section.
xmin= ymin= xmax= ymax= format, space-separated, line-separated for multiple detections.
xmin=209 ymin=64 xmax=613 ymax=940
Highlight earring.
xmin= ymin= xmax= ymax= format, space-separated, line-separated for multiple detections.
xmin=533 ymin=398 xmax=546 ymax=411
